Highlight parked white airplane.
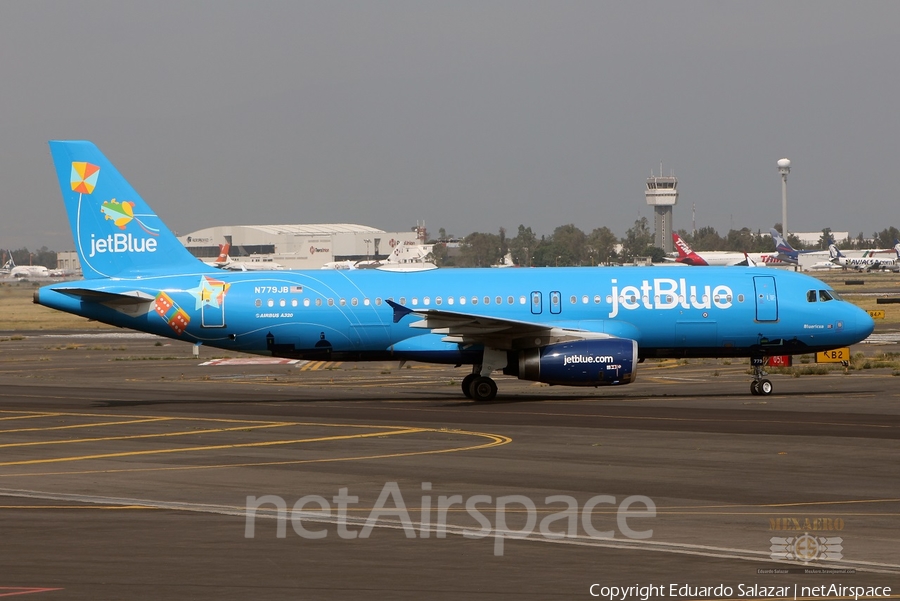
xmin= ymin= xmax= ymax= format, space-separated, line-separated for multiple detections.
xmin=207 ymin=244 xmax=284 ymax=271
xmin=669 ymin=233 xmax=788 ymax=267
xmin=3 ymin=252 xmax=51 ymax=278
xmin=11 ymin=265 xmax=50 ymax=278
xmin=830 ymin=241 xmax=900 ymax=272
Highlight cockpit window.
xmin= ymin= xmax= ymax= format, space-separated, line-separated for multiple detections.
xmin=819 ymin=290 xmax=834 ymax=302
xmin=807 ymin=290 xmax=817 ymax=303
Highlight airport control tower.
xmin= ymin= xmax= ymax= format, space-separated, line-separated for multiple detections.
xmin=645 ymin=168 xmax=678 ymax=253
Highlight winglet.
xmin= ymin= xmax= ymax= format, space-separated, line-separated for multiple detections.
xmin=386 ymin=299 xmax=414 ymax=323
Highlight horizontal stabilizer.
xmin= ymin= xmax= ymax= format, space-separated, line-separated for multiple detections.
xmin=54 ymin=288 xmax=155 ymax=305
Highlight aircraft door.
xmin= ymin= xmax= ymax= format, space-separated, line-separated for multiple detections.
xmin=753 ymin=276 xmax=778 ymax=321
xmin=531 ymin=291 xmax=542 ymax=315
xmin=550 ymin=291 xmax=562 ymax=314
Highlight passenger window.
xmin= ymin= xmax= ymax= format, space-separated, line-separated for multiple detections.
xmin=339 ymin=299 xmax=346 ymax=306
xmin=351 ymin=298 xmax=358 ymax=306
xmin=363 ymin=298 xmax=370 ymax=306
xmin=495 ymin=296 xmax=502 ymax=305
xmin=582 ymin=295 xmax=589 ymax=304
xmin=375 ymin=298 xmax=382 ymax=306
xmin=519 ymin=296 xmax=526 ymax=305
xmin=594 ymin=295 xmax=601 ymax=304
xmin=303 ymin=298 xmax=310 ymax=307
xmin=423 ymin=297 xmax=430 ymax=306
xmin=400 ymin=297 xmax=406 ymax=305
xmin=507 ymin=296 xmax=514 ymax=305
xmin=471 ymin=297 xmax=478 ymax=305
xmin=411 ymin=298 xmax=418 ymax=306
xmin=448 ymin=297 xmax=455 ymax=305
xmin=267 ymin=299 xmax=274 ymax=307
xmin=436 ymin=297 xmax=442 ymax=305
xmin=483 ymin=296 xmax=490 ymax=305
xmin=255 ymin=299 xmax=262 ymax=307
xmin=460 ymin=297 xmax=466 ymax=305
xmin=570 ymin=295 xmax=577 ymax=304
xmin=316 ymin=298 xmax=322 ymax=307
xmin=807 ymin=290 xmax=817 ymax=303
xmin=327 ymin=299 xmax=334 ymax=307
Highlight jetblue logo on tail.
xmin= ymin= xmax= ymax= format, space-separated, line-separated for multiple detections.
xmin=89 ymin=233 xmax=158 ymax=257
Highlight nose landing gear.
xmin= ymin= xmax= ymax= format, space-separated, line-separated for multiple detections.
xmin=750 ymin=358 xmax=773 ymax=396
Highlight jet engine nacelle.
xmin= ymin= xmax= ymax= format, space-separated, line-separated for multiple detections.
xmin=507 ymin=338 xmax=638 ymax=386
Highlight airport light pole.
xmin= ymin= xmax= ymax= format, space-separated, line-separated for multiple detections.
xmin=777 ymin=158 xmax=791 ymax=239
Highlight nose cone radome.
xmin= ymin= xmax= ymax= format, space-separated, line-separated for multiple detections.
xmin=854 ymin=307 xmax=875 ymax=342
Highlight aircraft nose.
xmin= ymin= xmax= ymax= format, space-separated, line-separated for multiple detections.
xmin=853 ymin=307 xmax=875 ymax=342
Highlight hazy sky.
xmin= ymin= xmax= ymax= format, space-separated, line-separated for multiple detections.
xmin=3 ymin=1 xmax=899 ymax=251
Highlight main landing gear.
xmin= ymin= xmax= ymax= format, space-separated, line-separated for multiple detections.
xmin=750 ymin=358 xmax=773 ymax=396
xmin=461 ymin=366 xmax=498 ymax=402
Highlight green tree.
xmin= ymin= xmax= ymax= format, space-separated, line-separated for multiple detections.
xmin=817 ymin=228 xmax=833 ymax=250
xmin=508 ymin=225 xmax=538 ymax=267
xmin=9 ymin=247 xmax=57 ymax=269
xmin=457 ymin=232 xmax=501 ymax=267
xmin=550 ymin=224 xmax=587 ymax=266
xmin=691 ymin=226 xmax=724 ymax=251
xmin=875 ymin=226 xmax=900 ymax=249
xmin=619 ymin=217 xmax=653 ymax=261
xmin=587 ymin=226 xmax=618 ymax=265
xmin=725 ymin=228 xmax=754 ymax=252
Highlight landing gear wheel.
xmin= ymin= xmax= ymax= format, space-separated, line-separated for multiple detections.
xmin=469 ymin=376 xmax=498 ymax=402
xmin=758 ymin=379 xmax=773 ymax=396
xmin=461 ymin=373 xmax=477 ymax=399
xmin=750 ymin=381 xmax=760 ymax=395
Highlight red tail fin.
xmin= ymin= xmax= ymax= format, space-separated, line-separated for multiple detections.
xmin=214 ymin=243 xmax=231 ymax=265
xmin=672 ymin=233 xmax=708 ymax=266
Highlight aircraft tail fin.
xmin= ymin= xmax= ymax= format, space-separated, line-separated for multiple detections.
xmin=671 ymin=232 xmax=708 ymax=266
xmin=48 ymin=141 xmax=210 ymax=279
xmin=770 ymin=228 xmax=797 ymax=258
xmin=894 ymin=239 xmax=900 ymax=260
xmin=214 ymin=243 xmax=231 ymax=266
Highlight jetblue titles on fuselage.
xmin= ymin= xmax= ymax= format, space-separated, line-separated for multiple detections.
xmin=608 ymin=278 xmax=732 ymax=318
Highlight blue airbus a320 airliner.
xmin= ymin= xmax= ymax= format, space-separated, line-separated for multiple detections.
xmin=35 ymin=141 xmax=874 ymax=401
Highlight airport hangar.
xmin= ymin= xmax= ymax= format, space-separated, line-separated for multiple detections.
xmin=178 ymin=224 xmax=422 ymax=269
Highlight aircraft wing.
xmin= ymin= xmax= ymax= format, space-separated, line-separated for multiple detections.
xmin=386 ymin=300 xmax=624 ymax=349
